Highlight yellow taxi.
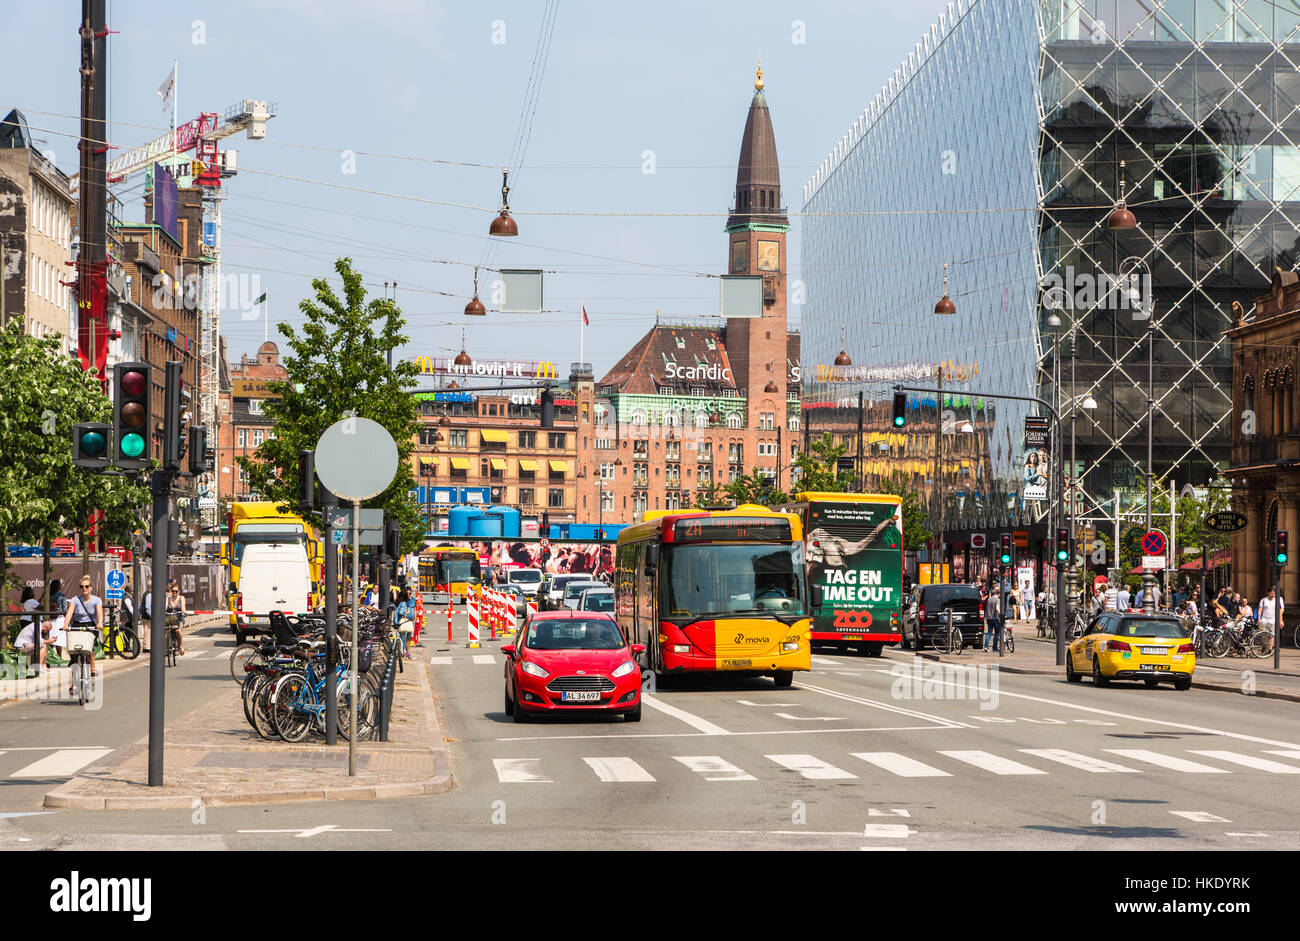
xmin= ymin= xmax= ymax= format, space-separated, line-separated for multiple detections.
xmin=1065 ymin=611 xmax=1195 ymax=690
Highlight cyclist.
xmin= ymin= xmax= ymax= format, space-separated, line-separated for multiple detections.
xmin=66 ymin=576 xmax=104 ymax=695
xmin=165 ymin=579 xmax=188 ymax=656
xmin=392 ymin=587 xmax=416 ymax=660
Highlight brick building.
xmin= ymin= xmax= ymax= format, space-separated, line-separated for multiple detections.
xmin=218 ymin=339 xmax=287 ymax=503
xmin=573 ymin=66 xmax=801 ymax=524
xmin=1228 ymin=269 xmax=1300 ymax=605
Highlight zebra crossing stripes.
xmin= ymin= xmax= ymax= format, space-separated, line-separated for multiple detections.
xmin=851 ymin=752 xmax=951 ymax=777
xmin=1018 ymin=749 xmax=1140 ymax=773
xmin=582 ymin=757 xmax=655 ymax=782
xmin=1103 ymin=749 xmax=1228 ymax=773
xmin=492 ymin=758 xmax=551 ymax=783
xmin=673 ymin=756 xmax=756 ymax=781
xmin=936 ymin=751 xmax=1047 ymax=775
xmin=766 ymin=754 xmax=857 ymax=780
xmin=1188 ymin=751 xmax=1300 ymax=773
xmin=10 ymin=748 xmax=114 ymax=778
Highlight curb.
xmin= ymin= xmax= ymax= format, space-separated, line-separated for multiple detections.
xmin=42 ymin=653 xmax=455 ymax=810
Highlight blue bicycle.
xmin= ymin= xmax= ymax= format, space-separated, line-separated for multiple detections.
xmin=269 ymin=644 xmax=376 ymax=742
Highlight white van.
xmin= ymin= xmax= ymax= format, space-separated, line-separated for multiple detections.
xmin=505 ymin=568 xmax=543 ymax=598
xmin=233 ymin=542 xmax=314 ymax=644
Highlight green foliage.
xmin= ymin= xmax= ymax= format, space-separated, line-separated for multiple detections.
xmin=789 ymin=432 xmax=855 ymax=494
xmin=722 ymin=468 xmax=787 ymax=508
xmin=876 ymin=473 xmax=933 ymax=552
xmin=238 ymin=258 xmax=423 ymax=554
xmin=0 ymin=320 xmax=148 ymax=577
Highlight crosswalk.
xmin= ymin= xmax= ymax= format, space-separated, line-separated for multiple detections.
xmin=2 ymin=747 xmax=114 ymax=779
xmin=490 ymin=746 xmax=1300 ymax=784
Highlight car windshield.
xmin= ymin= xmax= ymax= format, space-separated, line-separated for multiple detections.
xmin=566 ymin=582 xmax=603 ymax=599
xmin=510 ymin=570 xmax=542 ymax=584
xmin=526 ymin=618 xmax=625 ymax=650
xmin=661 ymin=543 xmax=805 ymax=620
xmin=1114 ymin=619 xmax=1188 ymax=639
xmin=922 ymin=586 xmax=981 ymax=606
xmin=550 ymin=576 xmax=578 ymax=592
xmin=583 ymin=593 xmax=615 ymax=612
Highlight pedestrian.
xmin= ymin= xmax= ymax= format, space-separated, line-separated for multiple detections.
xmin=1256 ymin=587 xmax=1283 ymax=652
xmin=48 ymin=578 xmax=68 ymax=619
xmin=392 ymin=586 xmax=416 ymax=659
xmin=1117 ymin=583 xmax=1131 ymax=612
xmin=15 ymin=587 xmax=51 ymax=671
xmin=1103 ymin=579 xmax=1119 ymax=612
xmin=138 ymin=582 xmax=153 ymax=652
xmin=165 ymin=579 xmax=188 ymax=656
xmin=1009 ymin=585 xmax=1021 ymax=622
xmin=984 ymin=586 xmax=1002 ymax=654
xmin=66 ymin=575 xmax=104 ymax=693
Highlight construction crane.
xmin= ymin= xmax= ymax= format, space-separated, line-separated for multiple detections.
xmin=80 ymin=98 xmax=277 ymax=531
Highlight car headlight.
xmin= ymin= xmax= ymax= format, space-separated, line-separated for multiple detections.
xmin=521 ymin=660 xmax=549 ymax=678
xmin=612 ymin=660 xmax=637 ymax=678
xmin=781 ymin=641 xmax=799 ymax=651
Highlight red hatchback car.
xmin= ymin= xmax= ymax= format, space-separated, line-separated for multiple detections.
xmin=502 ymin=611 xmax=645 ymax=722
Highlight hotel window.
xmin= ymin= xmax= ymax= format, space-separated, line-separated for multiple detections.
xmin=481 ymin=458 xmax=490 ymax=477
xmin=519 ymin=430 xmax=536 ymax=448
xmin=697 ymin=464 xmax=712 ymax=485
xmin=633 ymin=462 xmax=649 ymax=486
xmin=451 ymin=463 xmax=467 ymax=480
xmin=633 ymin=492 xmax=647 ymax=517
xmin=787 ymin=416 xmax=800 ymax=431
xmin=548 ymin=488 xmax=565 ymax=508
xmin=665 ymin=441 xmax=680 ymax=461
xmin=600 ymin=462 xmax=615 ymax=480
xmin=666 ymin=492 xmax=681 ymax=510
xmin=248 ymin=399 xmax=264 ymax=415
xmin=519 ymin=488 xmax=535 ymax=506
xmin=726 ymin=413 xmax=742 ymax=429
xmin=595 ymin=437 xmax=612 ymax=450
xmin=659 ymin=386 xmax=673 ymax=395
xmin=633 ymin=439 xmax=649 ymax=458
xmin=601 ymin=490 xmax=615 ymax=513
xmin=449 ymin=430 xmax=468 ymax=447
xmin=759 ymin=412 xmax=774 ymax=430
xmin=666 ymin=463 xmax=681 ymax=487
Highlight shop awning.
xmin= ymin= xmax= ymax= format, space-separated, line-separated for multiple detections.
xmin=450 ymin=457 xmax=470 ymax=470
xmin=480 ymin=429 xmax=509 ymax=444
xmin=419 ymin=456 xmax=434 ymax=466
xmin=1179 ymin=550 xmax=1232 ymax=571
xmin=519 ymin=459 xmax=539 ymax=472
xmin=549 ymin=460 xmax=570 ymax=473
xmin=490 ymin=458 xmax=507 ymax=471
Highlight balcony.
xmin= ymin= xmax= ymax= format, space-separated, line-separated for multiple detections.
xmin=633 ymin=476 xmax=649 ymax=488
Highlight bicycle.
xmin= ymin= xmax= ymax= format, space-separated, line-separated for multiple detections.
xmin=1002 ymin=622 xmax=1015 ymax=655
xmin=932 ymin=607 xmax=963 ymax=655
xmin=229 ymin=642 xmax=264 ymax=686
xmin=65 ymin=628 xmax=97 ymax=705
xmin=102 ymin=609 xmax=140 ymax=661
xmin=165 ymin=614 xmax=181 ymax=668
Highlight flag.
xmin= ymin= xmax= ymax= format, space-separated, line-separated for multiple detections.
xmin=254 ymin=292 xmax=267 ymax=305
xmin=582 ymin=305 xmax=589 ymax=326
xmin=156 ymin=63 xmax=176 ymax=111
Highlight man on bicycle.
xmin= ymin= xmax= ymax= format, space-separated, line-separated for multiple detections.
xmin=67 ymin=576 xmax=104 ymax=694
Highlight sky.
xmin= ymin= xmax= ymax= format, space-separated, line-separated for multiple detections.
xmin=2 ymin=0 xmax=946 ymax=377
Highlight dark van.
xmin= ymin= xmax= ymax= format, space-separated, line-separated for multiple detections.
xmin=901 ymin=584 xmax=985 ymax=651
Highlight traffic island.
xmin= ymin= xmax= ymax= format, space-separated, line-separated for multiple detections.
xmin=42 ymin=653 xmax=453 ymax=809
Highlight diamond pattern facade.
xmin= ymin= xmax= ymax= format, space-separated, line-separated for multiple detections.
xmin=803 ymin=0 xmax=1295 ymax=545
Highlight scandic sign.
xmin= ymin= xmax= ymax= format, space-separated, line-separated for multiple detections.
xmin=412 ymin=356 xmax=558 ymax=379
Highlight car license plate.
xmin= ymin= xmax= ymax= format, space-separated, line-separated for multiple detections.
xmin=843 ymin=634 xmax=863 ymax=640
xmin=561 ymin=690 xmax=601 ymax=703
xmin=721 ymin=658 xmax=752 ymax=668
xmin=1140 ymin=646 xmax=1167 ymax=655
xmin=1138 ymin=664 xmax=1170 ymax=671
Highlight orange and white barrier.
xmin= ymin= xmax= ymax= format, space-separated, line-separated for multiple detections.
xmin=506 ymin=599 xmax=518 ymax=637
xmin=467 ymin=593 xmax=480 ymax=648
xmin=527 ymin=598 xmax=538 ymax=620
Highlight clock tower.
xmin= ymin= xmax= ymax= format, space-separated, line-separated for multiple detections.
xmin=725 ymin=61 xmax=790 ymax=415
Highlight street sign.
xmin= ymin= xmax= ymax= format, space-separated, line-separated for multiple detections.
xmin=1142 ymin=530 xmax=1167 ymax=557
xmin=314 ymin=417 xmax=398 ymax=502
xmin=106 ymin=570 xmax=126 ymax=590
xmin=971 ymin=533 xmax=986 ymax=549
xmin=1013 ymin=530 xmax=1029 ymax=548
xmin=540 ymin=537 xmax=550 ymax=549
xmin=327 ymin=508 xmax=384 ymax=530
xmin=1142 ymin=555 xmax=1167 ymax=570
xmin=1205 ymin=511 xmax=1248 ymax=534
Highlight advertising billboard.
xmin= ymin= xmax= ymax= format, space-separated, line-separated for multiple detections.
xmin=806 ymin=499 xmax=904 ymax=638
xmin=153 ymin=162 xmax=179 ymax=242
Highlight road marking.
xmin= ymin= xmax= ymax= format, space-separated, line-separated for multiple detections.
xmin=1170 ymin=811 xmax=1231 ymax=823
xmin=0 ymin=746 xmax=111 ymax=751
xmin=0 ymin=811 xmax=57 ymax=819
xmin=641 ymin=694 xmax=731 ymax=736
xmin=492 ymin=758 xmax=551 ymax=783
xmin=1224 ymin=832 xmax=1270 ymax=838
xmin=773 ymin=712 xmax=845 ymax=722
xmin=868 ymin=808 xmax=911 ymax=817
xmin=766 ymin=754 xmax=857 ymax=780
xmin=812 ymin=657 xmax=840 ymax=666
xmin=851 ymin=752 xmax=951 ymax=778
xmin=472 ymin=655 xmax=497 ymax=665
xmin=11 ymin=748 xmax=114 ymax=778
xmin=797 ymin=682 xmax=973 ymax=728
xmin=494 ymin=724 xmax=944 ymax=743
xmin=429 ymin=657 xmax=453 ymax=665
xmin=862 ymin=823 xmax=914 ymax=838
xmin=1265 ymin=750 xmax=1300 ymax=762
xmin=674 ymin=756 xmax=756 ymax=781
xmin=860 ymin=846 xmax=908 ymax=851
xmin=1188 ymin=751 xmax=1300 ymax=773
xmin=1019 ymin=749 xmax=1140 ymax=773
xmin=582 ymin=757 xmax=655 ymax=782
xmin=736 ymin=700 xmax=799 ymax=707
xmin=1103 ymin=749 xmax=1228 ymax=773
xmin=939 ymin=750 xmax=1046 ymax=775
xmin=237 ymin=825 xmax=392 ymax=838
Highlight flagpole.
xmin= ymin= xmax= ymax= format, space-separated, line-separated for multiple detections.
xmin=172 ymin=58 xmax=179 ymax=158
xmin=580 ymin=302 xmax=585 ymax=367
xmin=264 ymin=292 xmax=269 ymax=344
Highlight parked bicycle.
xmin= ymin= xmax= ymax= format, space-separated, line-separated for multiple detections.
xmin=933 ymin=606 xmax=963 ymax=655
xmin=101 ymin=608 xmax=140 ymax=661
xmin=1207 ymin=617 xmax=1273 ymax=659
xmin=1002 ymin=622 xmax=1015 ymax=655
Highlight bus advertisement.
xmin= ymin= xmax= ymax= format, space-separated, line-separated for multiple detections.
xmin=615 ymin=505 xmax=811 ymax=687
xmin=783 ymin=492 xmax=904 ymax=656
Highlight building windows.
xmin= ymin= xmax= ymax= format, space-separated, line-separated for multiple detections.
xmin=665 ymin=440 xmax=680 ymax=461
xmin=666 ymin=463 xmax=681 ymax=487
xmin=518 ymin=430 xmax=536 ymax=449
xmin=237 ymin=429 xmax=247 ymax=448
xmin=633 ymin=462 xmax=649 ymax=487
xmin=481 ymin=458 xmax=490 ymax=477
xmin=728 ymin=443 xmax=744 ymax=464
xmin=549 ymin=463 xmax=566 ymax=482
xmin=248 ymin=399 xmax=264 ymax=416
xmin=490 ymin=462 xmax=504 ymax=480
xmin=595 ymin=437 xmax=613 ymax=449
xmin=449 ymin=429 xmax=468 ymax=447
xmin=759 ymin=412 xmax=774 ymax=430
xmin=787 ymin=415 xmax=800 ymax=431
xmin=451 ymin=463 xmax=467 ymax=480
xmin=519 ymin=488 xmax=535 ymax=506
xmin=726 ymin=412 xmax=743 ymax=429
xmin=548 ymin=432 xmax=567 ymax=449
xmin=630 ymin=408 xmax=648 ymax=427
xmin=633 ymin=439 xmax=649 ymax=458
xmin=697 ymin=464 xmax=712 ymax=486
xmin=633 ymin=492 xmax=647 ymax=517
xmin=252 ymin=430 xmax=265 ymax=447
xmin=601 ymin=490 xmax=615 ymax=513
xmin=600 ymin=462 xmax=615 ymax=480
xmin=757 ymin=441 xmax=777 ymax=457
xmin=548 ymin=488 xmax=565 ymax=508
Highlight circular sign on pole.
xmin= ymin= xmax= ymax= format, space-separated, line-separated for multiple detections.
xmin=1141 ymin=530 xmax=1167 ymax=557
xmin=971 ymin=534 xmax=986 ymax=550
xmin=314 ymin=417 xmax=399 ymax=501
xmin=107 ymin=569 xmax=126 ymax=590
xmin=540 ymin=537 xmax=550 ymax=550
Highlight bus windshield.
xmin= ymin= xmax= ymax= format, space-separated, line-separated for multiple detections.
xmin=661 ymin=543 xmax=805 ymax=621
xmin=437 ymin=557 xmax=479 ymax=583
xmin=232 ymin=523 xmax=306 ymax=567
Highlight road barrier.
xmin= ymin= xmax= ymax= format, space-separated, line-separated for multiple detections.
xmin=467 ymin=593 xmax=480 ymax=648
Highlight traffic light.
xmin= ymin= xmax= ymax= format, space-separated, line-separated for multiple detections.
xmin=540 ymin=388 xmax=555 ymax=428
xmin=1056 ymin=528 xmax=1069 ymax=563
xmin=112 ymin=362 xmax=152 ymax=470
xmin=384 ymin=519 xmax=401 ymax=559
xmin=163 ymin=361 xmax=184 ymax=471
xmin=188 ymin=425 xmax=209 ymax=476
xmin=299 ymin=450 xmax=315 ymax=509
xmin=1276 ymin=530 xmax=1289 ymax=566
xmin=73 ymin=422 xmax=111 ymax=469
xmin=1000 ymin=533 xmax=1012 ymax=565
xmin=892 ymin=392 xmax=907 ymax=427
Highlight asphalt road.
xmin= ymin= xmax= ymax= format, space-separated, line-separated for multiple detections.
xmin=4 ymin=617 xmax=1300 ymax=850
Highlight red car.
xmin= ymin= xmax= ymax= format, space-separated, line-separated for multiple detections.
xmin=502 ymin=611 xmax=644 ymax=722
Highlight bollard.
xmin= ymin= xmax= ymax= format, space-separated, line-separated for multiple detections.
xmin=467 ymin=593 xmax=480 ymax=648
xmin=527 ymin=597 xmax=538 ymax=621
xmin=446 ymin=598 xmax=453 ymax=642
xmin=379 ymin=633 xmax=397 ymax=742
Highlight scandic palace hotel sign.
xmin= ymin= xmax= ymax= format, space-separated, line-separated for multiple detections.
xmin=412 ymin=356 xmax=559 ymax=379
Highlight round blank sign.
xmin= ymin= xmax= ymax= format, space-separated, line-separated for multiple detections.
xmin=314 ymin=416 xmax=399 ymax=501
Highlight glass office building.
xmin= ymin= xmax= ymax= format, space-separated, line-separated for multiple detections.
xmin=802 ymin=0 xmax=1296 ymax=567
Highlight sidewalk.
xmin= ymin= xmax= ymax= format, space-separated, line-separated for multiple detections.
xmin=42 ymin=646 xmax=453 ymax=809
xmin=911 ymin=619 xmax=1300 ymax=703
xmin=0 ymin=614 xmax=230 ymax=709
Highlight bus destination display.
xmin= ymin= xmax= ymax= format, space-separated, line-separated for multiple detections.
xmin=673 ymin=517 xmax=792 ymax=543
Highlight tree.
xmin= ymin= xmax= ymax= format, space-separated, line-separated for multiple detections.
xmin=239 ymin=258 xmax=423 ymax=554
xmin=722 ymin=468 xmax=787 ymax=508
xmin=790 ymin=432 xmax=854 ymax=493
xmin=877 ymin=473 xmax=933 ymax=552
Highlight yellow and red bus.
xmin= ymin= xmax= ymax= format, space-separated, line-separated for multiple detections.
xmin=418 ymin=545 xmax=482 ymax=604
xmin=778 ymin=492 xmax=905 ymax=656
xmin=615 ymin=504 xmax=811 ymax=687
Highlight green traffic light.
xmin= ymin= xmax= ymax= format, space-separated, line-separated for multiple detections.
xmin=1057 ymin=550 xmax=1068 ymax=562
xmin=1001 ymin=554 xmax=1011 ymax=564
xmin=79 ymin=430 xmax=107 ymax=457
xmin=119 ymin=432 xmax=145 ymax=459
xmin=893 ymin=415 xmax=905 ymax=427
xmin=1279 ymin=553 xmax=1289 ymax=565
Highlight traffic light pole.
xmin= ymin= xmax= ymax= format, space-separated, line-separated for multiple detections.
xmin=147 ymin=470 xmax=170 ymax=787
xmin=895 ymin=383 xmax=1069 ymax=665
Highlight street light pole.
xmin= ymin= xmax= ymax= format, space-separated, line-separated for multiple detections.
xmin=1143 ymin=314 xmax=1157 ymax=613
xmin=934 ymin=367 xmax=944 ymax=581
